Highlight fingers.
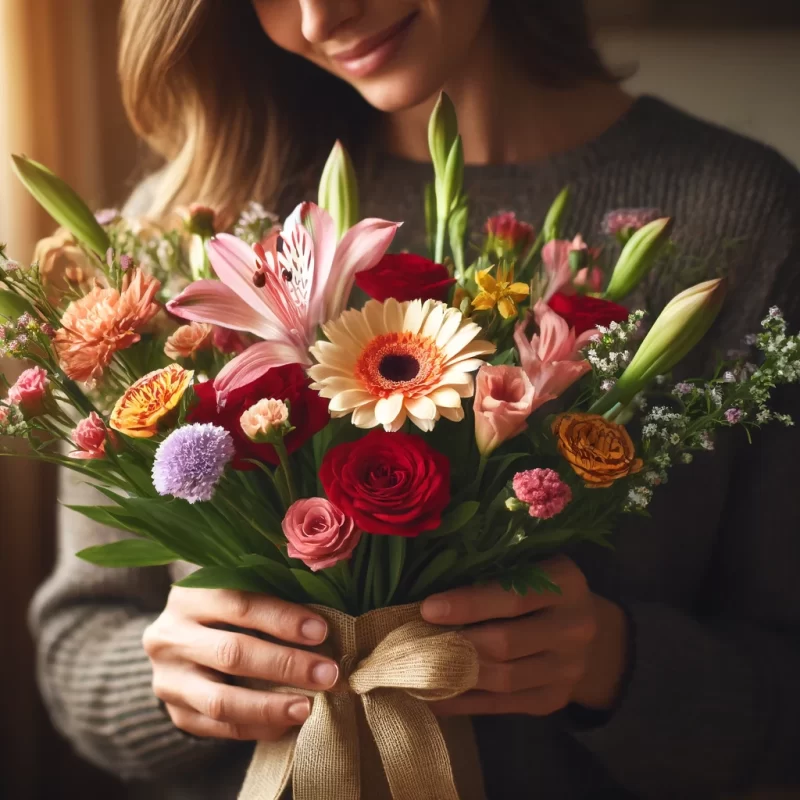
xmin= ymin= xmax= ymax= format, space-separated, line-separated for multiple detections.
xmin=165 ymin=704 xmax=292 ymax=742
xmin=155 ymin=666 xmax=312 ymax=729
xmin=431 ymin=685 xmax=573 ymax=718
xmin=421 ymin=556 xmax=584 ymax=626
xmin=463 ymin=607 xmax=596 ymax=661
xmin=473 ymin=651 xmax=585 ymax=693
xmin=172 ymin=623 xmax=339 ymax=690
xmin=170 ymin=588 xmax=328 ymax=646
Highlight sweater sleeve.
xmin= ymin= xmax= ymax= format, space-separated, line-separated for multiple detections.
xmin=566 ymin=232 xmax=800 ymax=796
xmin=28 ymin=467 xmax=228 ymax=780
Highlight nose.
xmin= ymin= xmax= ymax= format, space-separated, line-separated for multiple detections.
xmin=298 ymin=0 xmax=359 ymax=43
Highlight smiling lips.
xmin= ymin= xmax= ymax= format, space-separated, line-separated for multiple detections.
xmin=330 ymin=12 xmax=417 ymax=78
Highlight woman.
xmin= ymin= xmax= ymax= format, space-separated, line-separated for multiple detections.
xmin=30 ymin=1 xmax=800 ymax=798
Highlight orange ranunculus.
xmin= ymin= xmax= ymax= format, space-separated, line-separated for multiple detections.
xmin=164 ymin=322 xmax=214 ymax=360
xmin=109 ymin=364 xmax=193 ymax=438
xmin=552 ymin=412 xmax=643 ymax=488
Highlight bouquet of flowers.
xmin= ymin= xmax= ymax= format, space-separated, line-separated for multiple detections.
xmin=2 ymin=94 xmax=798 ymax=800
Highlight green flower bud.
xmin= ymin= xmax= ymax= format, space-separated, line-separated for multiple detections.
xmin=591 ymin=278 xmax=726 ymax=414
xmin=604 ymin=217 xmax=673 ymax=302
xmin=11 ymin=155 xmax=110 ymax=257
xmin=543 ymin=186 xmax=570 ymax=242
xmin=427 ymin=92 xmax=459 ymax=180
xmin=440 ymin=135 xmax=464 ymax=217
xmin=318 ymin=140 xmax=359 ymax=241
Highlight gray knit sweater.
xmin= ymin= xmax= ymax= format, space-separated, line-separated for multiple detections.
xmin=29 ymin=96 xmax=800 ymax=800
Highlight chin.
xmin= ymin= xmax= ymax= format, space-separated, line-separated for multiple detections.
xmin=355 ymin=71 xmax=443 ymax=113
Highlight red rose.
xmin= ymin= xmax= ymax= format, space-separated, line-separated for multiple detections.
xmin=188 ymin=364 xmax=329 ymax=469
xmin=320 ymin=429 xmax=450 ymax=537
xmin=355 ymin=253 xmax=455 ymax=302
xmin=548 ymin=292 xmax=629 ymax=335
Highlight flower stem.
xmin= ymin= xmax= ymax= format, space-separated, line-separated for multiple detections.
xmin=435 ymin=217 xmax=447 ymax=264
xmin=273 ymin=439 xmax=296 ymax=505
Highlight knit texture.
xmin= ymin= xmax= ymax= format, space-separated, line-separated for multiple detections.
xmin=29 ymin=96 xmax=800 ymax=799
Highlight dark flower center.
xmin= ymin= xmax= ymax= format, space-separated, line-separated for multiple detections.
xmin=378 ymin=354 xmax=420 ymax=382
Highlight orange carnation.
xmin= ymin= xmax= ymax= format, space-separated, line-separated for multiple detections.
xmin=109 ymin=364 xmax=193 ymax=438
xmin=54 ymin=269 xmax=161 ymax=386
xmin=164 ymin=322 xmax=213 ymax=360
xmin=552 ymin=412 xmax=643 ymax=488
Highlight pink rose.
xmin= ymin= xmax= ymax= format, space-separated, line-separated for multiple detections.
xmin=282 ymin=498 xmax=361 ymax=571
xmin=7 ymin=366 xmax=49 ymax=416
xmin=69 ymin=412 xmax=113 ymax=460
xmin=473 ymin=365 xmax=537 ymax=456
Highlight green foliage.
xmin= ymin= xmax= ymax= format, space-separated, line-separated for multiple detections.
xmin=174 ymin=566 xmax=268 ymax=593
xmin=76 ymin=539 xmax=178 ymax=567
xmin=498 ymin=564 xmax=563 ymax=596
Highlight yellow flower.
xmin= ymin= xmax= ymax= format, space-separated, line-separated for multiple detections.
xmin=109 ymin=364 xmax=193 ymax=438
xmin=471 ymin=265 xmax=529 ymax=319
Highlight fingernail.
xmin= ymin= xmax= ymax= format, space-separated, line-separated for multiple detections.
xmin=301 ymin=618 xmax=327 ymax=643
xmin=287 ymin=700 xmax=310 ymax=723
xmin=422 ymin=597 xmax=450 ymax=622
xmin=311 ymin=661 xmax=339 ymax=688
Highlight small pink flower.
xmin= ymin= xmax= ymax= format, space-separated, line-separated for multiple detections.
xmin=514 ymin=301 xmax=595 ymax=404
xmin=513 ymin=468 xmax=572 ymax=519
xmin=69 ymin=412 xmax=113 ymax=460
xmin=282 ymin=498 xmax=361 ymax=572
xmin=485 ymin=212 xmax=535 ymax=254
xmin=7 ymin=366 xmax=50 ymax=415
xmin=474 ymin=365 xmax=538 ymax=456
xmin=542 ymin=236 xmax=592 ymax=300
xmin=602 ymin=208 xmax=662 ymax=237
xmin=240 ymin=398 xmax=290 ymax=442
xmin=212 ymin=326 xmax=249 ymax=355
xmin=724 ymin=408 xmax=743 ymax=424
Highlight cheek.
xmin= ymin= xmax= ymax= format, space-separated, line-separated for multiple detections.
xmin=251 ymin=0 xmax=311 ymax=58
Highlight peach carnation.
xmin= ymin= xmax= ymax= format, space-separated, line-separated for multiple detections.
xmin=164 ymin=322 xmax=214 ymax=360
xmin=54 ymin=269 xmax=161 ymax=386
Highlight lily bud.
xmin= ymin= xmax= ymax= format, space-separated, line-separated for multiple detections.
xmin=440 ymin=135 xmax=464 ymax=217
xmin=11 ymin=155 xmax=110 ymax=257
xmin=604 ymin=217 xmax=673 ymax=302
xmin=543 ymin=186 xmax=570 ymax=242
xmin=427 ymin=92 xmax=459 ymax=180
xmin=318 ymin=140 xmax=360 ymax=241
xmin=424 ymin=181 xmax=436 ymax=256
xmin=591 ymin=278 xmax=726 ymax=414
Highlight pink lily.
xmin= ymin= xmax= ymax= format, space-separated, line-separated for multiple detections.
xmin=514 ymin=300 xmax=597 ymax=402
xmin=542 ymin=235 xmax=602 ymax=300
xmin=168 ymin=202 xmax=399 ymax=401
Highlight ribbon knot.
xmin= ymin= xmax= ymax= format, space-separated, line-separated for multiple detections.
xmin=238 ymin=604 xmax=484 ymax=800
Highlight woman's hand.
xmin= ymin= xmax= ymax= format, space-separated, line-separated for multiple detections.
xmin=420 ymin=556 xmax=628 ymax=717
xmin=143 ymin=587 xmax=339 ymax=741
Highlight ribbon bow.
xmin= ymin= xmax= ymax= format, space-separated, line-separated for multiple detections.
xmin=238 ymin=604 xmax=483 ymax=800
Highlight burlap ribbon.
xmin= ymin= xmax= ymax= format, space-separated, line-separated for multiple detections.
xmin=238 ymin=603 xmax=486 ymax=800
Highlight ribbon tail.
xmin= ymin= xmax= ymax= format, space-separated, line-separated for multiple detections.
xmin=363 ymin=689 xmax=461 ymax=800
xmin=293 ymin=691 xmax=361 ymax=800
xmin=238 ymin=730 xmax=297 ymax=800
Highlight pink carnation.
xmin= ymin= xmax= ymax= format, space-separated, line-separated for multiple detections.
xmin=69 ymin=412 xmax=113 ymax=460
xmin=512 ymin=468 xmax=572 ymax=520
xmin=282 ymin=498 xmax=361 ymax=572
xmin=7 ymin=366 xmax=49 ymax=415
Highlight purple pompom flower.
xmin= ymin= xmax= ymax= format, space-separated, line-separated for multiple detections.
xmin=152 ymin=423 xmax=234 ymax=503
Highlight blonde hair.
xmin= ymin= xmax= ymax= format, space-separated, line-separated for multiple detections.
xmin=119 ymin=0 xmax=613 ymax=225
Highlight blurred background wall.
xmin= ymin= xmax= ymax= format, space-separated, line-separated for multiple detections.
xmin=0 ymin=1 xmax=798 ymax=798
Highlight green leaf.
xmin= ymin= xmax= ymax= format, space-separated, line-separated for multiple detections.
xmin=291 ymin=568 xmax=347 ymax=611
xmin=11 ymin=154 xmax=110 ymax=257
xmin=490 ymin=347 xmax=518 ymax=366
xmin=174 ymin=566 xmax=267 ymax=592
xmin=409 ymin=548 xmax=459 ymax=598
xmin=500 ymin=564 xmax=563 ymax=597
xmin=385 ymin=536 xmax=406 ymax=604
xmin=427 ymin=501 xmax=480 ymax=538
xmin=76 ymin=539 xmax=179 ymax=567
xmin=239 ymin=554 xmax=307 ymax=602
xmin=0 ymin=290 xmax=36 ymax=323
xmin=485 ymin=452 xmax=532 ymax=501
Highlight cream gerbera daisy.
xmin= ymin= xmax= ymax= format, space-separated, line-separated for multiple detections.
xmin=308 ymin=298 xmax=496 ymax=432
